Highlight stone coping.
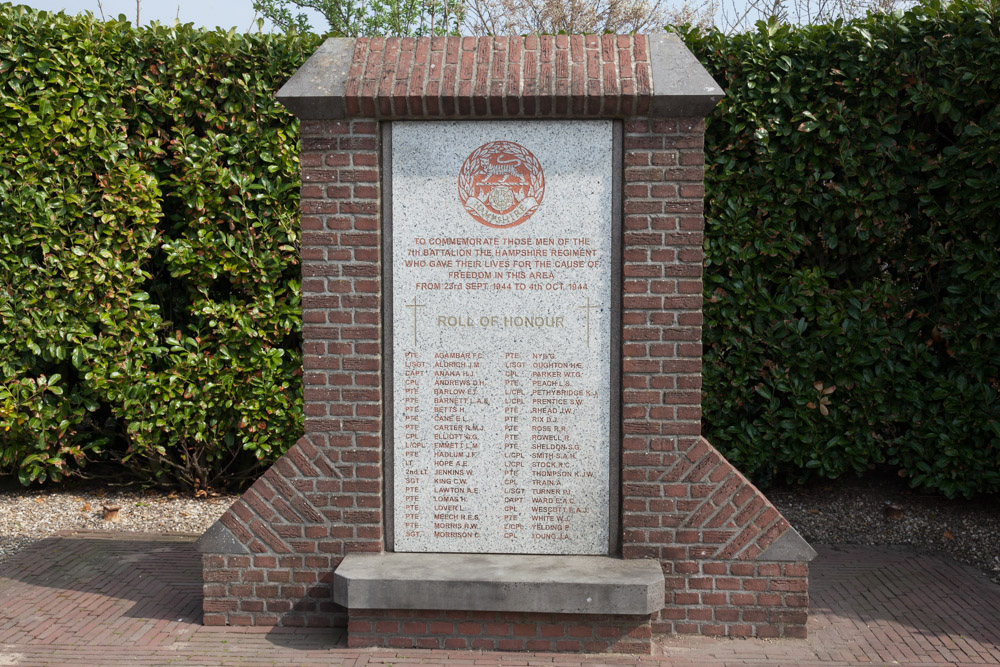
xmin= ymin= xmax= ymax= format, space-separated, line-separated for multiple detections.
xmin=333 ymin=553 xmax=665 ymax=615
xmin=276 ymin=34 xmax=724 ymax=120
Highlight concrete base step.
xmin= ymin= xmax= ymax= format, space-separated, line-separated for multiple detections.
xmin=333 ymin=552 xmax=665 ymax=615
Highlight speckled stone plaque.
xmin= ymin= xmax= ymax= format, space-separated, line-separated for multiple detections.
xmin=391 ymin=120 xmax=612 ymax=555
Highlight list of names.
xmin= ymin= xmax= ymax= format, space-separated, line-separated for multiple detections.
xmin=391 ymin=120 xmax=613 ymax=555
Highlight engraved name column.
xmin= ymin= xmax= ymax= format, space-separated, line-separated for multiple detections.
xmin=391 ymin=120 xmax=614 ymax=555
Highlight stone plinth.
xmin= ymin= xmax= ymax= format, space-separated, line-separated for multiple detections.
xmin=334 ymin=553 xmax=664 ymax=614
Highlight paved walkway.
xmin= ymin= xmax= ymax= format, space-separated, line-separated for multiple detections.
xmin=0 ymin=532 xmax=997 ymax=666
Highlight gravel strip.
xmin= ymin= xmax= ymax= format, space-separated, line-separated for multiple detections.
xmin=0 ymin=484 xmax=236 ymax=565
xmin=0 ymin=536 xmax=37 ymax=565
xmin=769 ymin=473 xmax=1000 ymax=586
xmin=1 ymin=474 xmax=998 ymax=588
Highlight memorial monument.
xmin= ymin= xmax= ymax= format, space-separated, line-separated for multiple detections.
xmin=196 ymin=34 xmax=817 ymax=654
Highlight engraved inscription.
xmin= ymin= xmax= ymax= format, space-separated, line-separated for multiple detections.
xmin=392 ymin=121 xmax=613 ymax=555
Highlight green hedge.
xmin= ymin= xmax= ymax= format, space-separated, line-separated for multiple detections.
xmin=685 ymin=0 xmax=1000 ymax=497
xmin=0 ymin=4 xmax=321 ymax=488
xmin=1 ymin=2 xmax=998 ymax=496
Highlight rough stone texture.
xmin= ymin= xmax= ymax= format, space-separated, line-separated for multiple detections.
xmin=195 ymin=520 xmax=248 ymax=555
xmin=646 ymin=34 xmax=724 ymax=117
xmin=346 ymin=609 xmax=655 ymax=653
xmin=759 ymin=526 xmax=819 ymax=562
xmin=390 ymin=120 xmax=613 ymax=554
xmin=199 ymin=36 xmax=814 ymax=644
xmin=333 ymin=553 xmax=664 ymax=615
xmin=275 ymin=38 xmax=354 ymax=120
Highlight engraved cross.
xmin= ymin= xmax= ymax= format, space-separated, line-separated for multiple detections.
xmin=578 ymin=297 xmax=599 ymax=348
xmin=405 ymin=296 xmax=425 ymax=347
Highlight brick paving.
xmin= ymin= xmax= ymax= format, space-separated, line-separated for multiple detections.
xmin=0 ymin=532 xmax=997 ymax=666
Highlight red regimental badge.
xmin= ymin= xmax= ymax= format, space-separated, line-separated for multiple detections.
xmin=457 ymin=141 xmax=545 ymax=229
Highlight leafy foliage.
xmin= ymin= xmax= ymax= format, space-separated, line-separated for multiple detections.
xmin=0 ymin=5 xmax=321 ymax=489
xmin=684 ymin=0 xmax=1000 ymax=497
xmin=252 ymin=0 xmax=459 ymax=36
xmin=2 ymin=2 xmax=998 ymax=497
xmin=462 ymin=0 xmax=691 ymax=35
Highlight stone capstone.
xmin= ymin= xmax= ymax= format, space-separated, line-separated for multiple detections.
xmin=194 ymin=520 xmax=249 ymax=555
xmin=759 ymin=526 xmax=819 ymax=562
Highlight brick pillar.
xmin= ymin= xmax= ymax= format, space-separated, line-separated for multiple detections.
xmin=200 ymin=118 xmax=383 ymax=628
xmin=619 ymin=119 xmax=811 ymax=638
xmin=196 ymin=33 xmax=816 ymax=645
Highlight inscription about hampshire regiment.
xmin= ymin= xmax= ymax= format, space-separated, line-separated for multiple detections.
xmin=391 ymin=120 xmax=613 ymax=555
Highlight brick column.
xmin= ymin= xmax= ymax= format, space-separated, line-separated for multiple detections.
xmin=620 ymin=119 xmax=810 ymax=638
xmin=196 ymin=33 xmax=816 ymax=646
xmin=200 ymin=118 xmax=382 ymax=628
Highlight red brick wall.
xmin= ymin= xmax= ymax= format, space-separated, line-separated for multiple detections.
xmin=618 ymin=118 xmax=808 ymax=638
xmin=203 ymin=118 xmax=383 ymax=627
xmin=202 ymin=552 xmax=337 ymax=627
xmin=347 ymin=609 xmax=653 ymax=653
xmin=344 ymin=34 xmax=652 ymax=119
xmin=201 ymin=35 xmax=811 ymax=644
xmin=659 ymin=561 xmax=809 ymax=638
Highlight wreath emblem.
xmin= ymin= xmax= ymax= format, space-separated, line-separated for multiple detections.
xmin=457 ymin=141 xmax=545 ymax=229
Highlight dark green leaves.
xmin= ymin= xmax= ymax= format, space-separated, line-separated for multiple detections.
xmin=683 ymin=0 xmax=1000 ymax=498
xmin=0 ymin=6 xmax=320 ymax=489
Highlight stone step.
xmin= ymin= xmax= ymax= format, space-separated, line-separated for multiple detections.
xmin=333 ymin=553 xmax=665 ymax=615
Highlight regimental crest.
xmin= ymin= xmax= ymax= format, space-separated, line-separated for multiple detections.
xmin=458 ymin=141 xmax=545 ymax=229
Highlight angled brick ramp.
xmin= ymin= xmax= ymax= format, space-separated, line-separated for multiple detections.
xmin=199 ymin=430 xmax=383 ymax=628
xmin=199 ymin=430 xmax=814 ymax=635
xmin=618 ymin=435 xmax=815 ymax=637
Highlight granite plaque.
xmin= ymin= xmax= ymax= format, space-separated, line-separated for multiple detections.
xmin=391 ymin=120 xmax=613 ymax=554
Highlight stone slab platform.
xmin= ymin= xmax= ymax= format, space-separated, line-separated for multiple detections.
xmin=333 ymin=552 xmax=665 ymax=615
xmin=1 ymin=531 xmax=999 ymax=665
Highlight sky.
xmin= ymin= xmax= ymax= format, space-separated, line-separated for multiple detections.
xmin=12 ymin=0 xmax=771 ymax=36
xmin=11 ymin=0 xmax=327 ymax=32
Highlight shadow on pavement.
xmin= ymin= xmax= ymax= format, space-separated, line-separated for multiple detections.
xmin=0 ymin=533 xmax=203 ymax=624
xmin=809 ymin=544 xmax=1000 ymax=650
xmin=1 ymin=533 xmax=998 ymax=662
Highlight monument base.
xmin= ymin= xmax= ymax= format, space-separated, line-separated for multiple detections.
xmin=346 ymin=609 xmax=654 ymax=653
xmin=197 ymin=35 xmax=820 ymax=648
xmin=334 ymin=553 xmax=664 ymax=653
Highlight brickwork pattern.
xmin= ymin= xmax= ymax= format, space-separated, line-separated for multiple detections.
xmin=7 ymin=535 xmax=1000 ymax=665
xmin=202 ymin=118 xmax=383 ymax=627
xmin=345 ymin=34 xmax=652 ymax=118
xmin=658 ymin=561 xmax=809 ymax=638
xmin=619 ymin=118 xmax=804 ymax=638
xmin=347 ymin=609 xmax=654 ymax=653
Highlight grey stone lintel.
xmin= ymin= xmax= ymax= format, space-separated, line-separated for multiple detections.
xmin=647 ymin=33 xmax=725 ymax=118
xmin=334 ymin=553 xmax=665 ymax=615
xmin=194 ymin=519 xmax=249 ymax=554
xmin=759 ymin=526 xmax=818 ymax=562
xmin=276 ymin=38 xmax=355 ymax=120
